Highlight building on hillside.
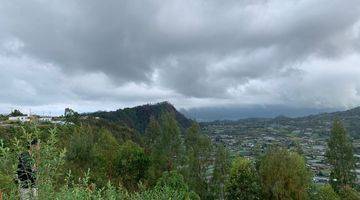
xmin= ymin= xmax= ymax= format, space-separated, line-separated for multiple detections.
xmin=8 ymin=116 xmax=30 ymax=123
xmin=39 ymin=116 xmax=52 ymax=122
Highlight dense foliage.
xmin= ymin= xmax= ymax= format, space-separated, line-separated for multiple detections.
xmin=310 ymin=184 xmax=340 ymax=200
xmin=225 ymin=157 xmax=260 ymax=200
xmin=88 ymin=102 xmax=192 ymax=133
xmin=0 ymin=112 xmax=359 ymax=199
xmin=259 ymin=148 xmax=312 ymax=200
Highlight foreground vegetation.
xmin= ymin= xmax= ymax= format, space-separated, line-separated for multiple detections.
xmin=0 ymin=113 xmax=359 ymax=199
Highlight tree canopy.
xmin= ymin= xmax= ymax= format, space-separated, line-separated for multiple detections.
xmin=326 ymin=119 xmax=356 ymax=191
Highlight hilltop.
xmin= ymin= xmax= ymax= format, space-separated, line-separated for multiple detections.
xmin=87 ymin=101 xmax=193 ymax=134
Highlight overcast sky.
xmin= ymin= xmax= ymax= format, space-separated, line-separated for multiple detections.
xmin=1 ymin=0 xmax=360 ymax=117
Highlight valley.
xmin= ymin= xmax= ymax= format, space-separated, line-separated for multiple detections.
xmin=201 ymin=109 xmax=360 ymax=185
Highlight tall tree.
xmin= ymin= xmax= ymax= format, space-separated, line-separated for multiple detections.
xmin=159 ymin=113 xmax=183 ymax=171
xmin=325 ymin=119 xmax=356 ymax=191
xmin=144 ymin=116 xmax=161 ymax=151
xmin=146 ymin=117 xmax=166 ymax=185
xmin=92 ymin=129 xmax=119 ymax=183
xmin=209 ymin=143 xmax=230 ymax=200
xmin=259 ymin=148 xmax=311 ymax=200
xmin=147 ymin=113 xmax=184 ymax=185
xmin=225 ymin=157 xmax=261 ymax=200
xmin=184 ymin=123 xmax=212 ymax=199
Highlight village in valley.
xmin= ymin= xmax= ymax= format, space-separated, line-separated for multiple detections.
xmin=201 ymin=115 xmax=360 ymax=185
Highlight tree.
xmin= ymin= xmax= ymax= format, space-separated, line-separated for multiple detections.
xmin=325 ymin=119 xmax=356 ymax=191
xmin=147 ymin=171 xmax=200 ymax=200
xmin=159 ymin=113 xmax=183 ymax=171
xmin=155 ymin=171 xmax=193 ymax=193
xmin=259 ymin=148 xmax=311 ymax=200
xmin=225 ymin=157 xmax=261 ymax=200
xmin=311 ymin=184 xmax=340 ymax=200
xmin=9 ymin=109 xmax=24 ymax=117
xmin=146 ymin=117 xmax=166 ymax=185
xmin=64 ymin=108 xmax=80 ymax=124
xmin=92 ymin=129 xmax=119 ymax=183
xmin=66 ymin=126 xmax=95 ymax=166
xmin=184 ymin=123 xmax=212 ymax=199
xmin=144 ymin=116 xmax=161 ymax=152
xmin=209 ymin=143 xmax=231 ymax=200
xmin=115 ymin=140 xmax=150 ymax=191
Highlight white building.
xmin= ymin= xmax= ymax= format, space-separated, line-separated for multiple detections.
xmin=8 ymin=116 xmax=30 ymax=123
xmin=39 ymin=117 xmax=52 ymax=122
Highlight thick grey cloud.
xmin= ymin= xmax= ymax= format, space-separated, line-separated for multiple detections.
xmin=1 ymin=0 xmax=360 ymax=116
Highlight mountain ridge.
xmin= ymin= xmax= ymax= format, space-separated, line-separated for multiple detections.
xmin=202 ymin=106 xmax=360 ymax=122
xmin=87 ymin=101 xmax=193 ymax=133
xmin=201 ymin=106 xmax=360 ymax=138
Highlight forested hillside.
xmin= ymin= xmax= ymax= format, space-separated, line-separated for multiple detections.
xmin=87 ymin=102 xmax=193 ymax=133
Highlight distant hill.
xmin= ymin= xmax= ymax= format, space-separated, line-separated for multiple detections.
xmin=182 ymin=105 xmax=338 ymax=121
xmin=87 ymin=102 xmax=193 ymax=133
xmin=202 ymin=106 xmax=360 ymax=138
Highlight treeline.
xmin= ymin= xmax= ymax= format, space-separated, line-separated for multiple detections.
xmin=0 ymin=113 xmax=359 ymax=199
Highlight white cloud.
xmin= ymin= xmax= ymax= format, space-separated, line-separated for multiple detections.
xmin=0 ymin=0 xmax=360 ymax=116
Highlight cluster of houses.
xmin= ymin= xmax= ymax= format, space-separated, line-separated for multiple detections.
xmin=203 ymin=121 xmax=360 ymax=185
xmin=8 ymin=115 xmax=53 ymax=123
xmin=1 ymin=109 xmax=67 ymax=125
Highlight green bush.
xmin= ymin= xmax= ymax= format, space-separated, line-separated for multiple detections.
xmin=115 ymin=140 xmax=150 ymax=191
xmin=310 ymin=184 xmax=340 ymax=200
xmin=225 ymin=157 xmax=261 ymax=200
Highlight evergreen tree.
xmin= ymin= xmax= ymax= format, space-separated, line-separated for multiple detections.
xmin=159 ymin=113 xmax=183 ymax=171
xmin=146 ymin=117 xmax=166 ymax=185
xmin=225 ymin=157 xmax=261 ymax=200
xmin=92 ymin=129 xmax=119 ymax=184
xmin=184 ymin=123 xmax=212 ymax=199
xmin=209 ymin=143 xmax=230 ymax=200
xmin=147 ymin=113 xmax=183 ymax=185
xmin=144 ymin=116 xmax=161 ymax=152
xmin=325 ymin=119 xmax=356 ymax=191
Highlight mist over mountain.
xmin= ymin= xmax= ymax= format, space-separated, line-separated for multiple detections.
xmin=181 ymin=105 xmax=341 ymax=121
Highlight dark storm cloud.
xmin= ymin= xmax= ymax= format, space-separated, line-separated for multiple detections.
xmin=1 ymin=0 xmax=360 ymax=114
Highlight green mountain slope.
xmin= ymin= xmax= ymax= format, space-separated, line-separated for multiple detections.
xmin=87 ymin=101 xmax=193 ymax=133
